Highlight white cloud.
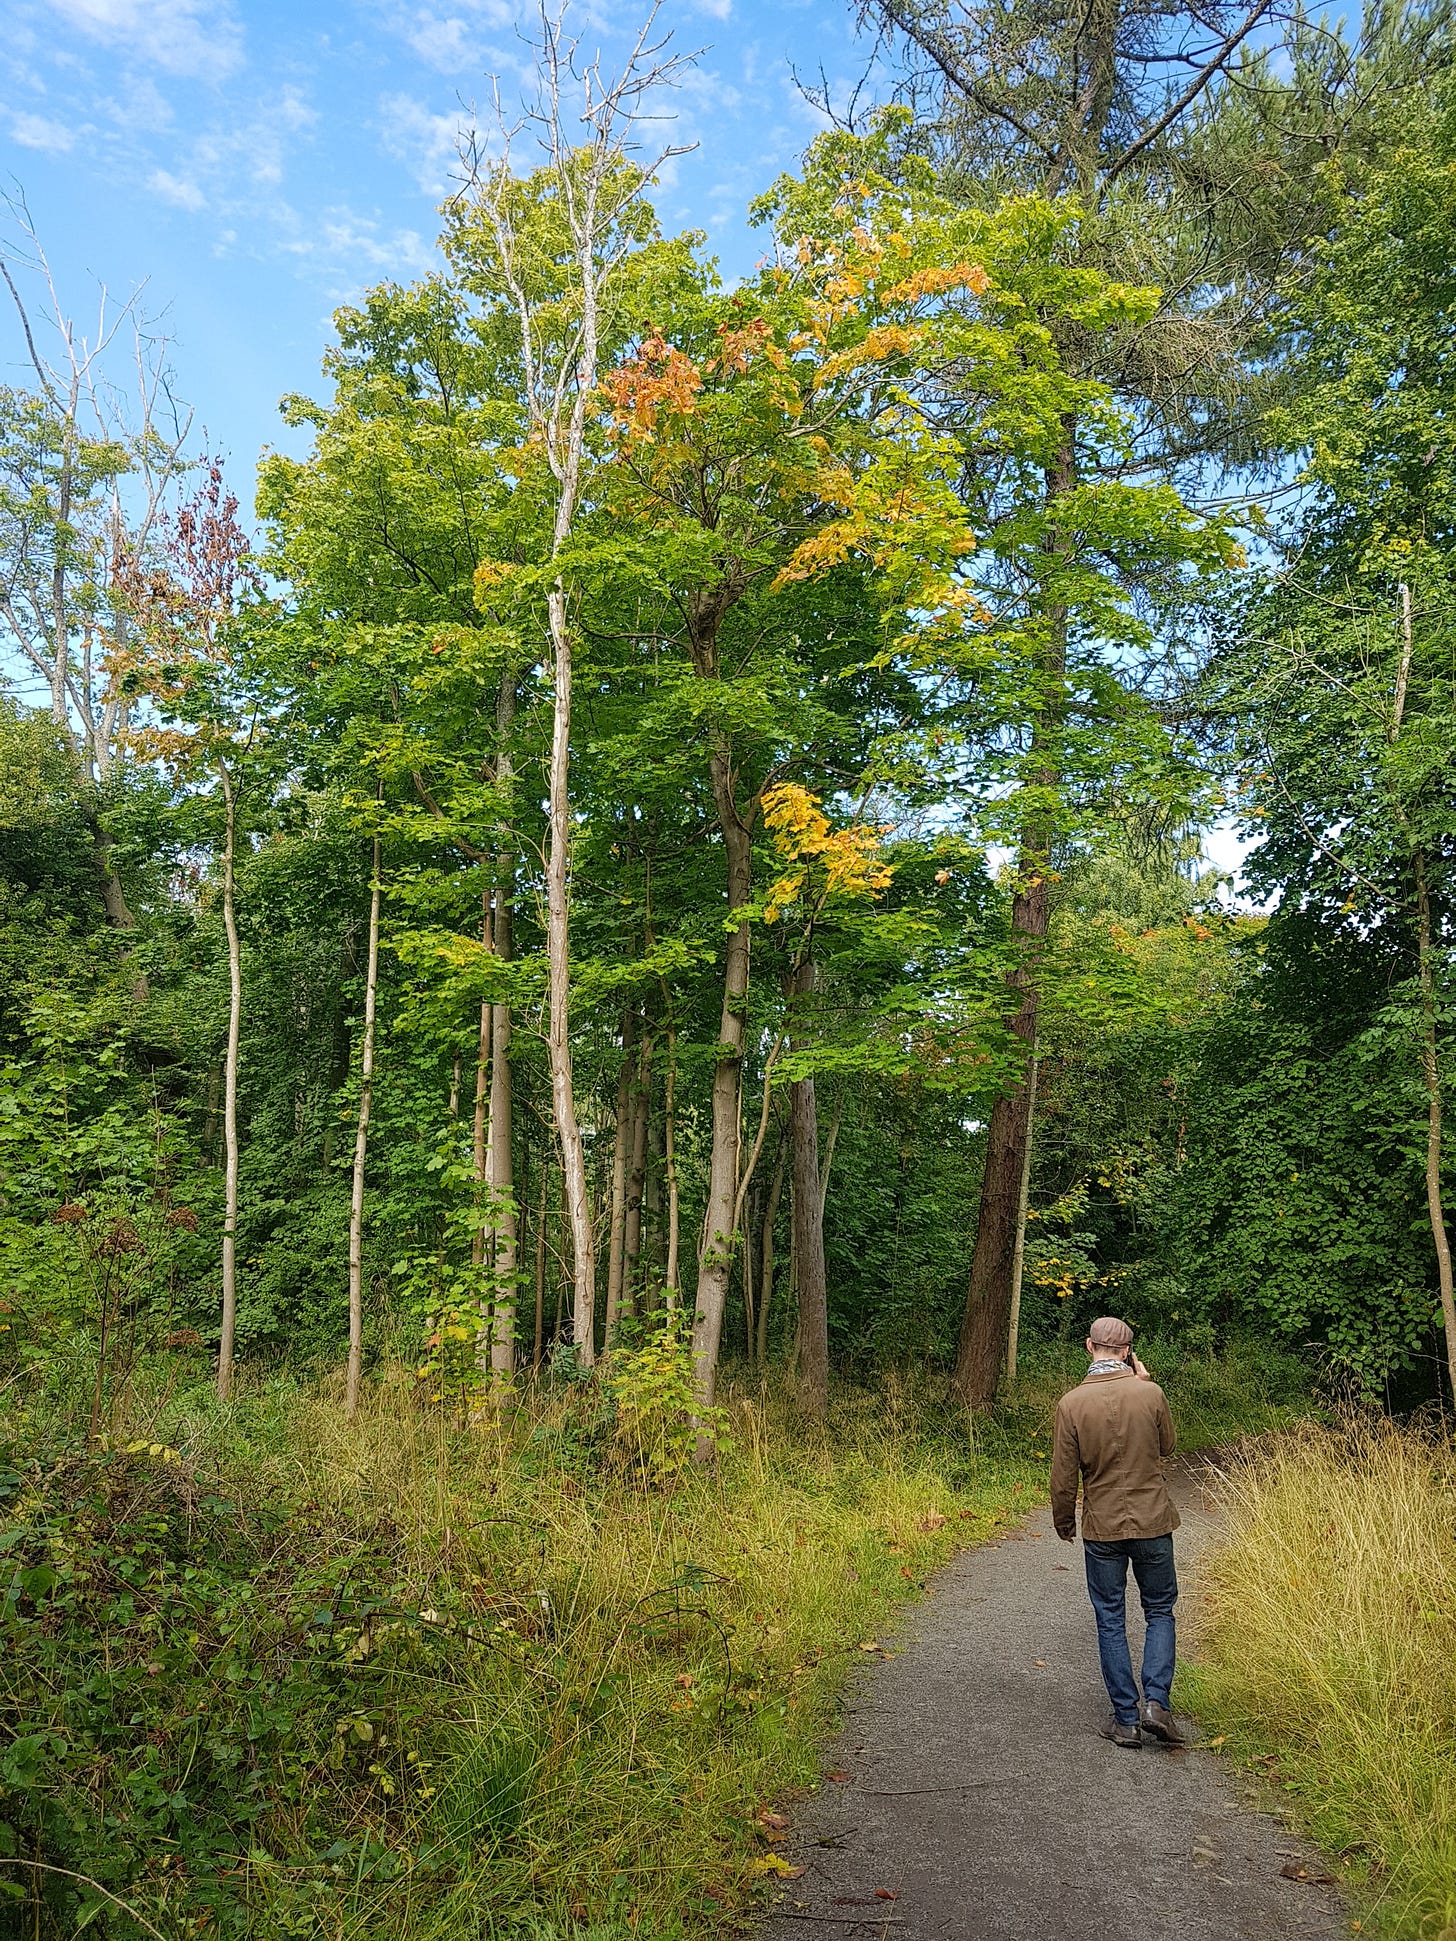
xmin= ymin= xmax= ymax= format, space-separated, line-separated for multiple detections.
xmin=378 ymin=92 xmax=476 ymax=197
xmin=382 ymin=0 xmax=514 ymax=75
xmin=44 ymin=0 xmax=244 ymax=81
xmin=148 ymin=165 xmax=204 ymax=208
xmin=694 ymin=0 xmax=733 ymax=18
xmin=9 ymin=111 xmax=76 ymax=152
xmin=273 ymin=206 xmax=437 ymax=282
xmin=99 ymin=74 xmax=175 ymax=135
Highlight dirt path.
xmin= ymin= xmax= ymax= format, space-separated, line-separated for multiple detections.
xmin=757 ymin=1463 xmax=1349 ymax=1941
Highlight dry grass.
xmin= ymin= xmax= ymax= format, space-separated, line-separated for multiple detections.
xmin=142 ymin=1364 xmax=1040 ymax=1939
xmin=1189 ymin=1416 xmax=1456 ymax=1939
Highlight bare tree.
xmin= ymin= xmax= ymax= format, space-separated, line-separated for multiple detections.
xmin=0 ymin=192 xmax=191 ymax=937
xmin=462 ymin=2 xmax=694 ymax=1367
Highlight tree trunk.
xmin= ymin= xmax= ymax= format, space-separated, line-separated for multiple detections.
xmin=544 ymin=581 xmax=596 ymax=1364
xmin=951 ymin=418 xmax=1072 ymax=1409
xmin=471 ymin=986 xmax=492 ymax=1272
xmin=487 ymin=868 xmax=516 ymax=1377
xmin=1413 ymin=849 xmax=1456 ymax=1400
xmin=818 ymin=1088 xmax=845 ymax=1219
xmin=1004 ymin=1052 xmax=1040 ymax=1389
xmin=603 ymin=1009 xmax=635 ymax=1346
xmin=690 ymin=731 xmax=753 ymax=1413
xmin=345 ymin=834 xmax=382 ymax=1417
xmin=664 ymin=1021 xmax=681 ymax=1303
xmin=217 ymin=760 xmax=242 ymax=1401
xmin=788 ymin=964 xmax=829 ymax=1417
xmin=756 ymin=1125 xmax=788 ymax=1365
xmin=533 ymin=1160 xmax=550 ymax=1371
xmin=622 ymin=1030 xmax=651 ymax=1317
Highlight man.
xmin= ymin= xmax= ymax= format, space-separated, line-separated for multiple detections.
xmin=1050 ymin=1315 xmax=1184 ymax=1750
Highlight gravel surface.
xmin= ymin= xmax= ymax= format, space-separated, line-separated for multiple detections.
xmin=755 ymin=1462 xmax=1350 ymax=1941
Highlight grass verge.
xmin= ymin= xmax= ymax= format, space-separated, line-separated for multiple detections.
xmin=1185 ymin=1416 xmax=1456 ymax=1940
xmin=0 ymin=1335 xmax=1313 ymax=1940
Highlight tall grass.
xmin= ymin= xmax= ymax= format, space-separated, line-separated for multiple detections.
xmin=1189 ymin=1417 xmax=1456 ymax=1940
xmin=0 ymin=1358 xmax=1042 ymax=1940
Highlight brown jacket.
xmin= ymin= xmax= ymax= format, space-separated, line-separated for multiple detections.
xmin=1050 ymin=1365 xmax=1179 ymax=1541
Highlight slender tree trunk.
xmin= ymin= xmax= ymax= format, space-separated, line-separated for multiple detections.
xmin=818 ymin=1089 xmax=844 ymax=1220
xmin=1411 ymin=853 xmax=1456 ymax=1400
xmin=645 ymin=1098 xmax=664 ymax=1300
xmin=217 ymin=760 xmax=242 ymax=1401
xmin=622 ymin=1030 xmax=651 ymax=1316
xmin=544 ymin=582 xmax=596 ymax=1363
xmin=449 ymin=1050 xmax=462 ymax=1119
xmin=787 ymin=963 xmax=829 ymax=1416
xmin=603 ymin=1009 xmax=635 ymax=1345
xmin=471 ymin=987 xmax=492 ymax=1270
xmin=533 ymin=1161 xmax=550 ymax=1371
xmin=756 ymin=1125 xmax=788 ymax=1365
xmin=487 ymin=879 xmax=516 ymax=1377
xmin=1004 ymin=1052 xmax=1039 ymax=1389
xmin=951 ymin=419 xmax=1072 ymax=1408
xmin=691 ymin=734 xmax=753 ymax=1411
xmin=345 ymin=834 xmax=382 ymax=1417
xmin=743 ymin=1187 xmax=758 ymax=1356
xmin=664 ymin=1022 xmax=681 ymax=1303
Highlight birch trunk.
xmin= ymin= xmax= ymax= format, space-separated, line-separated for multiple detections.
xmin=603 ymin=1010 xmax=635 ymax=1346
xmin=217 ymin=759 xmax=242 ymax=1401
xmin=691 ymin=737 xmax=753 ymax=1412
xmin=486 ymin=669 xmax=518 ymax=1376
xmin=487 ymin=874 xmax=516 ymax=1376
xmin=345 ymin=836 xmax=382 ymax=1416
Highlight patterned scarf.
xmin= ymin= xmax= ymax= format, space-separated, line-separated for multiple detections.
xmin=1088 ymin=1356 xmax=1130 ymax=1376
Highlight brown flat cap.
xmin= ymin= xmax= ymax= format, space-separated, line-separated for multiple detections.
xmin=1088 ymin=1315 xmax=1133 ymax=1348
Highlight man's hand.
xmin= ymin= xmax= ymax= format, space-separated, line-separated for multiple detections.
xmin=1057 ymin=1529 xmax=1074 ymax=1543
xmin=1130 ymin=1351 xmax=1152 ymax=1381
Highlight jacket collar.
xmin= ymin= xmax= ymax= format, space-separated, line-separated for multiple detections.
xmin=1084 ymin=1364 xmax=1136 ymax=1382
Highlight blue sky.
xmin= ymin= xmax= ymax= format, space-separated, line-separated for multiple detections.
xmin=1 ymin=0 xmax=875 ymax=480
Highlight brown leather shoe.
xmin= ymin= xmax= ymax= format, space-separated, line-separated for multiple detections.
xmin=1139 ymin=1700 xmax=1187 ymax=1746
xmin=1099 ymin=1715 xmax=1142 ymax=1749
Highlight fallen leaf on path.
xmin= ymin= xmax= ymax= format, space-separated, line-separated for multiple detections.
xmin=754 ymin=1809 xmax=790 ymax=1831
xmin=1055 ymin=1565 xmax=1070 ymax=1572
xmin=1207 ymin=1735 xmax=1226 ymax=1748
xmin=1280 ymin=1862 xmax=1337 ymax=1885
xmin=827 ymin=1770 xmax=852 ymax=1783
xmin=751 ymin=1855 xmax=804 ymax=1878
xmin=875 ymin=1889 xmax=899 ymax=1900
xmin=1033 ymin=1660 xmax=1047 ymax=1667
xmin=858 ymin=1639 xmax=880 ymax=1652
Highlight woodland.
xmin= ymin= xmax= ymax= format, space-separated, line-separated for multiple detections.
xmin=0 ymin=0 xmax=1455 ymax=1935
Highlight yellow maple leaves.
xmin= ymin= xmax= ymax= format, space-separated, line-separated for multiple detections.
xmin=761 ymin=783 xmax=893 ymax=924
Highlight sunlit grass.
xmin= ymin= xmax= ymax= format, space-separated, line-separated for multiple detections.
xmin=1186 ymin=1416 xmax=1456 ymax=1940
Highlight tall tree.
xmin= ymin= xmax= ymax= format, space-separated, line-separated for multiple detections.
xmin=458 ymin=6 xmax=694 ymax=1367
xmin=846 ymin=0 xmax=1450 ymax=1403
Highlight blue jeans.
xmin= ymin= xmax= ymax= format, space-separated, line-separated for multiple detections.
xmin=1083 ymin=1535 xmax=1178 ymax=1724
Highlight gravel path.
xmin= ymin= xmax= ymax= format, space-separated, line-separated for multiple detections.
xmin=756 ymin=1462 xmax=1350 ymax=1941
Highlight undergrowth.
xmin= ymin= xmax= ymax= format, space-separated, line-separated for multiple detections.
xmin=0 ymin=1335 xmax=1310 ymax=1940
xmin=1186 ymin=1416 xmax=1456 ymax=1941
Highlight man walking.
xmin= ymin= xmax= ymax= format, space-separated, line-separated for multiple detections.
xmin=1051 ymin=1315 xmax=1184 ymax=1749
